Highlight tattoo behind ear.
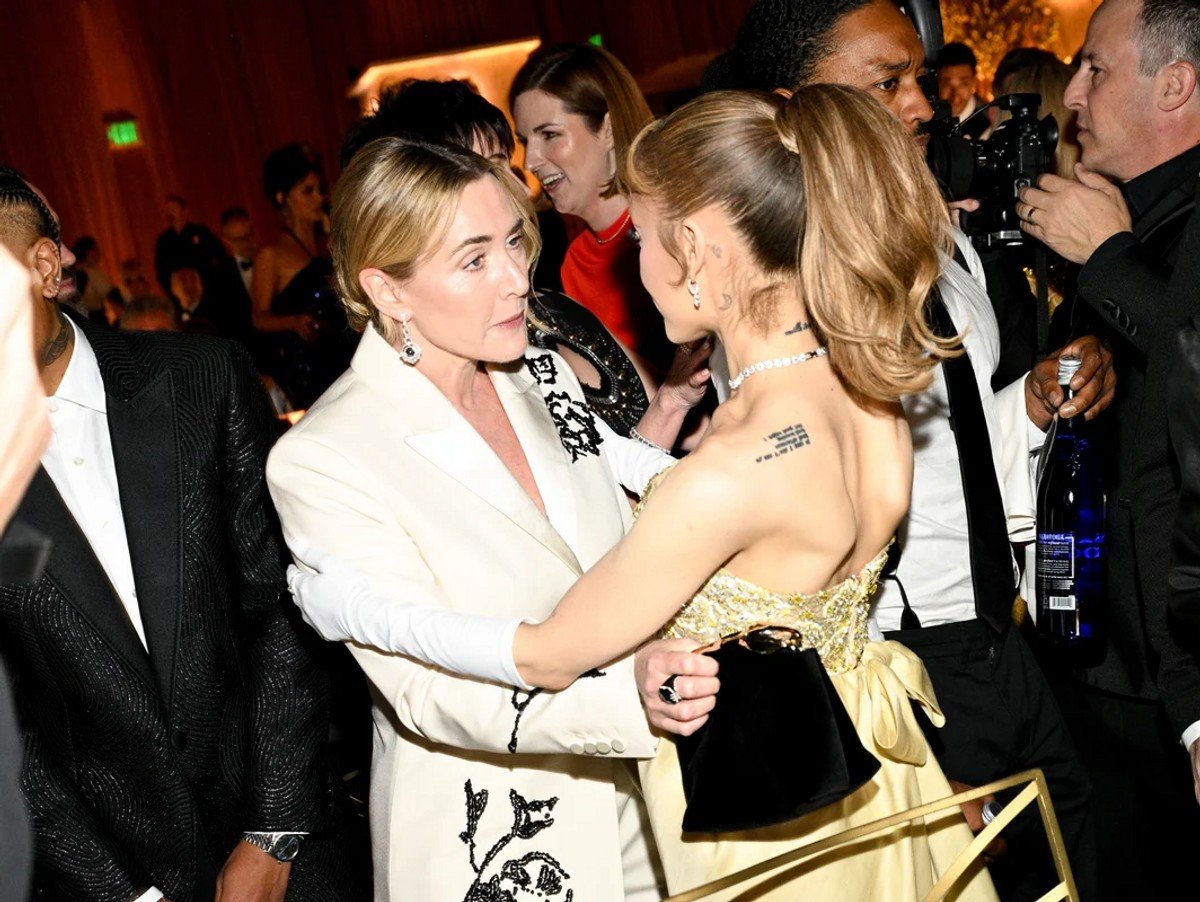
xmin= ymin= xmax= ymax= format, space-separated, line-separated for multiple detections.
xmin=755 ymin=423 xmax=811 ymax=464
xmin=785 ymin=321 xmax=811 ymax=335
xmin=711 ymin=245 xmax=723 ymax=259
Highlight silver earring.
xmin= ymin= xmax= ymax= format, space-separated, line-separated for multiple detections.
xmin=688 ymin=278 xmax=701 ymax=310
xmin=399 ymin=315 xmax=422 ymax=366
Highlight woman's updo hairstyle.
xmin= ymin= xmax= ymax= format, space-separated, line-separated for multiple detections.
xmin=509 ymin=43 xmax=652 ymax=199
xmin=263 ymin=142 xmax=324 ymax=209
xmin=622 ymin=85 xmax=955 ymax=403
xmin=329 ymin=137 xmax=540 ymax=343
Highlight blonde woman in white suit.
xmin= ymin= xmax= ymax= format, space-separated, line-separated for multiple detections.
xmin=267 ymin=137 xmax=713 ymax=900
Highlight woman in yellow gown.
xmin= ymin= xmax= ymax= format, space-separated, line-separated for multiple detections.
xmin=291 ymin=84 xmax=998 ymax=899
xmin=511 ymin=84 xmax=997 ymax=900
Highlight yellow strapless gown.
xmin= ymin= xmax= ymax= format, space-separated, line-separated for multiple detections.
xmin=636 ymin=472 xmax=998 ymax=901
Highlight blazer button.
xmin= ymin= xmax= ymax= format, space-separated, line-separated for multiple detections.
xmin=569 ymin=742 xmax=584 ymax=755
xmin=596 ymin=741 xmax=611 ymax=754
xmin=611 ymin=739 xmax=626 ymax=753
xmin=584 ymin=742 xmax=598 ymax=755
xmin=170 ymin=729 xmax=188 ymax=751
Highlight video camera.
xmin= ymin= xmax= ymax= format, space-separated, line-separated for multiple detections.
xmin=902 ymin=0 xmax=1059 ymax=248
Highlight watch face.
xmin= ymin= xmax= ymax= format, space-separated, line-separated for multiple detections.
xmin=276 ymin=835 xmax=302 ymax=861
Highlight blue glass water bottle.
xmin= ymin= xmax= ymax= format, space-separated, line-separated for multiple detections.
xmin=1036 ymin=355 xmax=1107 ymax=666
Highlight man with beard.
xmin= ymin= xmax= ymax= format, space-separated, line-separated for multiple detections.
xmin=701 ymin=2 xmax=1109 ymax=897
xmin=0 ymin=167 xmax=361 ymax=901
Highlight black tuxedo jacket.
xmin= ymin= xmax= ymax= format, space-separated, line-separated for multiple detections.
xmin=1065 ymin=151 xmax=1200 ymax=737
xmin=1166 ymin=178 xmax=1200 ymax=676
xmin=0 ymin=317 xmax=346 ymax=900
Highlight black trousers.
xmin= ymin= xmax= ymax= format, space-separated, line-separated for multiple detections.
xmin=1045 ymin=674 xmax=1200 ymax=902
xmin=885 ymin=619 xmax=1097 ymax=901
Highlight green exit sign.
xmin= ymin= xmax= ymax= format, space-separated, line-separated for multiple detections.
xmin=106 ymin=119 xmax=140 ymax=148
xmin=588 ymin=33 xmax=603 ymax=47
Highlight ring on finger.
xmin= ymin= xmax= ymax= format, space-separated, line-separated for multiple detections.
xmin=658 ymin=674 xmax=682 ymax=705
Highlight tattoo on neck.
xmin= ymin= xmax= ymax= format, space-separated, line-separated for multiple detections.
xmin=785 ymin=321 xmax=811 ymax=335
xmin=40 ymin=310 xmax=73 ymax=368
xmin=711 ymin=245 xmax=723 ymax=259
xmin=719 ymin=293 xmax=734 ymax=311
xmin=755 ymin=423 xmax=811 ymax=464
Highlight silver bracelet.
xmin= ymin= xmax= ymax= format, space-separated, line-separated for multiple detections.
xmin=629 ymin=426 xmax=670 ymax=454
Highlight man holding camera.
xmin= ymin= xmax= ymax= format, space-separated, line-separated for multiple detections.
xmin=1017 ymin=0 xmax=1200 ymax=896
xmin=704 ymin=1 xmax=1109 ymax=898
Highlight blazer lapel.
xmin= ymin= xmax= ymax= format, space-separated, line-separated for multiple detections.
xmin=106 ymin=371 xmax=180 ymax=707
xmin=14 ymin=468 xmax=157 ymax=690
xmin=492 ymin=365 xmax=583 ymax=574
xmin=405 ymin=414 xmax=582 ymax=575
xmin=354 ymin=325 xmax=581 ymax=572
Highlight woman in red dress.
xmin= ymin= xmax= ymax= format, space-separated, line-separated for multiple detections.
xmin=511 ymin=44 xmax=671 ymax=374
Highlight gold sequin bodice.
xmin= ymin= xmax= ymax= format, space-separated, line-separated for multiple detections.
xmin=637 ymin=467 xmax=890 ymax=675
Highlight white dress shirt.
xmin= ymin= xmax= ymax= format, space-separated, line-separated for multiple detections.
xmin=872 ymin=235 xmax=1043 ymax=633
xmin=235 ymin=256 xmax=254 ymax=294
xmin=40 ymin=319 xmax=147 ymax=649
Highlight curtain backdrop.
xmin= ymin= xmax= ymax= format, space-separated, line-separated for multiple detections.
xmin=0 ymin=0 xmax=751 ymax=274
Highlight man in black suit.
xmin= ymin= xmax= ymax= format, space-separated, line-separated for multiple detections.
xmin=0 ymin=173 xmax=359 ymax=899
xmin=153 ymin=195 xmax=228 ymax=299
xmin=1018 ymin=0 xmax=1200 ymax=896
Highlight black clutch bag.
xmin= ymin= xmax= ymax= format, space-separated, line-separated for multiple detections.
xmin=673 ymin=626 xmax=881 ymax=834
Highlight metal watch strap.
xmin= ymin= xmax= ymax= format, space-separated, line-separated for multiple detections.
xmin=243 ymin=831 xmax=303 ymax=862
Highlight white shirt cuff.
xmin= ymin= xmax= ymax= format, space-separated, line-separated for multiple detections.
xmin=132 ymin=889 xmax=164 ymax=902
xmin=1181 ymin=720 xmax=1200 ymax=752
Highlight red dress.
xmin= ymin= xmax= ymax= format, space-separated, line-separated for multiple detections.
xmin=559 ymin=210 xmax=669 ymax=368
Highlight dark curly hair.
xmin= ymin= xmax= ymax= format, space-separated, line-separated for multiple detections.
xmin=339 ymin=79 xmax=515 ymax=170
xmin=263 ymin=142 xmax=324 ymax=209
xmin=701 ymin=0 xmax=875 ymax=93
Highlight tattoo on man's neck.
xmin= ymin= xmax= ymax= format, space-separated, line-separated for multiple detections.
xmin=40 ymin=309 xmax=73 ymax=368
xmin=755 ymin=423 xmax=811 ymax=464
xmin=785 ymin=321 xmax=811 ymax=335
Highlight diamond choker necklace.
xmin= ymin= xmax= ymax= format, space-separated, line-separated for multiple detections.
xmin=727 ymin=347 xmax=829 ymax=392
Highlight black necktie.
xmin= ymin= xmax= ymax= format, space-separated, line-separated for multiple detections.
xmin=926 ymin=288 xmax=1016 ymax=633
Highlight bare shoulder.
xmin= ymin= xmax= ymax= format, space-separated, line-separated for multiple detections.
xmin=253 ymin=243 xmax=278 ymax=268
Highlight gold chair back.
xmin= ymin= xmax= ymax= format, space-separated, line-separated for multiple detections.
xmin=663 ymin=768 xmax=1078 ymax=902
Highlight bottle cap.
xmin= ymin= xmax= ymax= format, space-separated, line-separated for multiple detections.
xmin=1057 ymin=354 xmax=1082 ymax=386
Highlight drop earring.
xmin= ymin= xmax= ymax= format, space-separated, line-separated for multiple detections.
xmin=688 ymin=278 xmax=701 ymax=310
xmin=399 ymin=314 xmax=422 ymax=366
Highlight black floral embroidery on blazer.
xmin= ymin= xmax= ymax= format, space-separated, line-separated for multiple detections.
xmin=460 ymin=781 xmax=574 ymax=901
xmin=524 ymin=353 xmax=559 ymax=386
xmin=506 ymin=669 xmax=606 ymax=754
xmin=525 ymin=353 xmax=604 ymax=462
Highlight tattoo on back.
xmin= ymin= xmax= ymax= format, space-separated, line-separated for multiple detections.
xmin=755 ymin=423 xmax=811 ymax=464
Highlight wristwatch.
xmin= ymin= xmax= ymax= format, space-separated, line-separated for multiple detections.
xmin=243 ymin=832 xmax=303 ymax=862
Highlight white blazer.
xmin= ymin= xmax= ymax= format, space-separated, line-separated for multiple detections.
xmin=267 ymin=324 xmax=661 ymax=901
